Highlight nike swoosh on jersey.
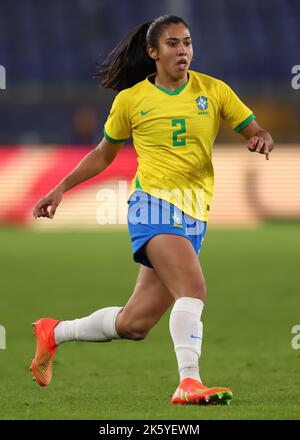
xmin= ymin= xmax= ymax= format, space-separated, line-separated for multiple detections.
xmin=141 ymin=108 xmax=156 ymax=116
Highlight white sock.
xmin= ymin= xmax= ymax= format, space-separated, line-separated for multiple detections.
xmin=169 ymin=297 xmax=204 ymax=382
xmin=54 ymin=306 xmax=123 ymax=344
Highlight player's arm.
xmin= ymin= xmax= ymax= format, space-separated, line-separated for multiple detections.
xmin=239 ymin=119 xmax=274 ymax=160
xmin=33 ymin=137 xmax=124 ymax=219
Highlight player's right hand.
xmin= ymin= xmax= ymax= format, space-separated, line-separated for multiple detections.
xmin=32 ymin=189 xmax=63 ymax=219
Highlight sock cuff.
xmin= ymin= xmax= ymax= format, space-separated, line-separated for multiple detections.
xmin=103 ymin=306 xmax=123 ymax=339
xmin=172 ymin=297 xmax=204 ymax=316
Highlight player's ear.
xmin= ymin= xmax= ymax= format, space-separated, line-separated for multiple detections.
xmin=147 ymin=45 xmax=158 ymax=61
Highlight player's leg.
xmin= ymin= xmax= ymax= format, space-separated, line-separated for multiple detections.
xmin=145 ymin=234 xmax=205 ymax=380
xmin=145 ymin=234 xmax=206 ymax=301
xmin=53 ymin=265 xmax=173 ymax=344
xmin=30 ymin=306 xmax=124 ymax=386
xmin=30 ymin=265 xmax=173 ymax=386
xmin=144 ymin=234 xmax=232 ymax=405
xmin=115 ymin=264 xmax=174 ymax=340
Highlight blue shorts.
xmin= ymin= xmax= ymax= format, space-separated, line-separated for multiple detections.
xmin=127 ymin=191 xmax=207 ymax=268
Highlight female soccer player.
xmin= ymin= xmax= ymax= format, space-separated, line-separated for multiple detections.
xmin=30 ymin=15 xmax=274 ymax=405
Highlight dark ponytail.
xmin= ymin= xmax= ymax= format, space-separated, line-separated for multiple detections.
xmin=96 ymin=15 xmax=190 ymax=92
xmin=95 ymin=22 xmax=155 ymax=92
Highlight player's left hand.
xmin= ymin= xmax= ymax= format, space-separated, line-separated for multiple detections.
xmin=248 ymin=136 xmax=274 ymax=160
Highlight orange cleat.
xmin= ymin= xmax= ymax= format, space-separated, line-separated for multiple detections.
xmin=29 ymin=318 xmax=60 ymax=387
xmin=171 ymin=378 xmax=233 ymax=405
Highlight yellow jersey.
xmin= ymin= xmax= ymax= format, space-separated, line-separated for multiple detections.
xmin=104 ymin=70 xmax=254 ymax=221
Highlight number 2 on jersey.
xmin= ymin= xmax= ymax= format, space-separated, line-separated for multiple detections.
xmin=172 ymin=119 xmax=186 ymax=147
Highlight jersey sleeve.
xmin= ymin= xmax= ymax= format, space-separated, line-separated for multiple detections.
xmin=218 ymin=80 xmax=255 ymax=132
xmin=103 ymin=90 xmax=131 ymax=143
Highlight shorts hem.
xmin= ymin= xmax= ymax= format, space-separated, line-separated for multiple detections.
xmin=133 ymin=230 xmax=191 ymax=267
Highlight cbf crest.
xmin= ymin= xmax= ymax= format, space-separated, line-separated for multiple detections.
xmin=196 ymin=96 xmax=208 ymax=111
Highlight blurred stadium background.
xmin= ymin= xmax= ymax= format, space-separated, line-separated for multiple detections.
xmin=0 ymin=0 xmax=300 ymax=420
xmin=0 ymin=0 xmax=299 ymax=228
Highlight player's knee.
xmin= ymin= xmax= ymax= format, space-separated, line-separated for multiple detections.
xmin=189 ymin=284 xmax=206 ymax=302
xmin=122 ymin=325 xmax=149 ymax=341
xmin=129 ymin=331 xmax=148 ymax=341
xmin=175 ymin=278 xmax=207 ymax=302
xmin=117 ymin=318 xmax=149 ymax=341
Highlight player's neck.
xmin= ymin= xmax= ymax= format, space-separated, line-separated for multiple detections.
xmin=155 ymin=72 xmax=189 ymax=92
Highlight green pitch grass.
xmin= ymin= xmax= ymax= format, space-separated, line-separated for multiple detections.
xmin=0 ymin=223 xmax=299 ymax=420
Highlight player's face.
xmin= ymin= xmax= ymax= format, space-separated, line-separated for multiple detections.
xmin=150 ymin=23 xmax=193 ymax=81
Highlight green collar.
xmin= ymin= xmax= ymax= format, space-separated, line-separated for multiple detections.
xmin=154 ymin=80 xmax=188 ymax=95
xmin=147 ymin=73 xmax=189 ymax=96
